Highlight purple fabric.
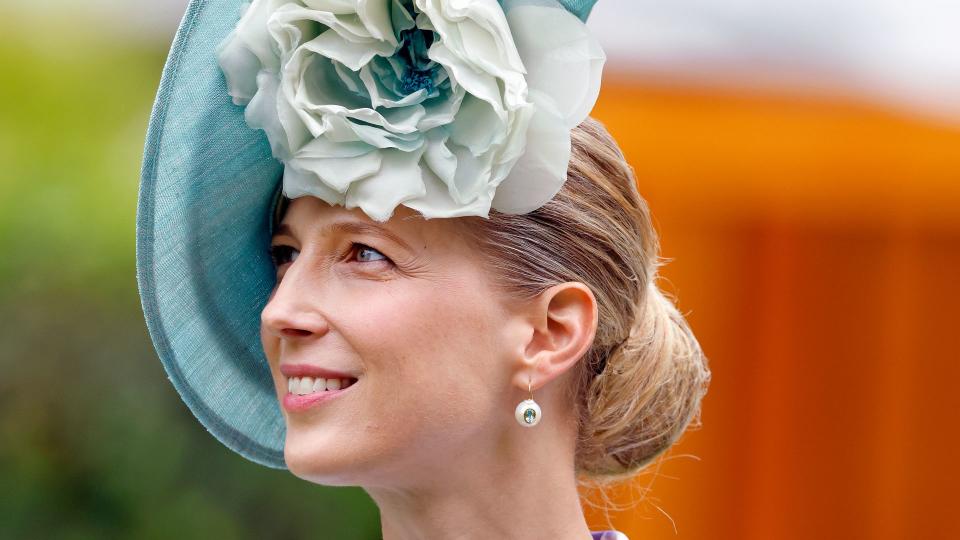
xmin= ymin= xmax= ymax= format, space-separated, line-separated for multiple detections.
xmin=591 ymin=531 xmax=628 ymax=540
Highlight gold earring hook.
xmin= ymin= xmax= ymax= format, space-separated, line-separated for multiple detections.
xmin=528 ymin=376 xmax=533 ymax=400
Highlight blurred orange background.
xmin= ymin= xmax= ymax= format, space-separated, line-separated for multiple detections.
xmin=582 ymin=76 xmax=960 ymax=539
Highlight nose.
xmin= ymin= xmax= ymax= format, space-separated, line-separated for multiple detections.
xmin=261 ymin=264 xmax=329 ymax=340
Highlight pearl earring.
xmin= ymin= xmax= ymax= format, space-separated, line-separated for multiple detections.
xmin=514 ymin=377 xmax=542 ymax=427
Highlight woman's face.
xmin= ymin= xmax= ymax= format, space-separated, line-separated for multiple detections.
xmin=260 ymin=196 xmax=529 ymax=487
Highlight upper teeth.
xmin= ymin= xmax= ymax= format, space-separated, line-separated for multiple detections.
xmin=287 ymin=376 xmax=355 ymax=395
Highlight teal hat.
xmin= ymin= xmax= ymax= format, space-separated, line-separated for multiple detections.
xmin=137 ymin=0 xmax=603 ymax=469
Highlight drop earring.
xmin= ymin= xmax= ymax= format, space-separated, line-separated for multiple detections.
xmin=514 ymin=377 xmax=542 ymax=427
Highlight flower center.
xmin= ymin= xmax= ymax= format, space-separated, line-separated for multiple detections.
xmin=397 ymin=28 xmax=437 ymax=95
xmin=400 ymin=69 xmax=435 ymax=94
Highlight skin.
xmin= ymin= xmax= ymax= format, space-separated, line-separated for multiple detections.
xmin=260 ymin=196 xmax=600 ymax=540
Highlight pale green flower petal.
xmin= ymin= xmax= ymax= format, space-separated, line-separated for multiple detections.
xmin=449 ymin=94 xmax=506 ymax=156
xmin=235 ymin=0 xmax=297 ymax=72
xmin=323 ymin=115 xmax=422 ymax=151
xmin=415 ymin=0 xmax=527 ymax=105
xmin=273 ymin=72 xmax=315 ymax=152
xmin=379 ymin=104 xmax=428 ymax=132
xmin=423 ymin=129 xmax=457 ymax=185
xmin=274 ymin=3 xmax=371 ymax=44
xmin=290 ymin=150 xmax=382 ymax=192
xmin=505 ymin=2 xmax=605 ymax=128
xmin=428 ymin=42 xmax=506 ymax=119
xmin=268 ymin=4 xmax=323 ymax=59
xmin=302 ymin=0 xmax=359 ymax=15
xmin=245 ymin=70 xmax=296 ymax=160
xmin=296 ymin=135 xmax=374 ymax=157
xmin=294 ymin=138 xmax=380 ymax=194
xmin=301 ymin=29 xmax=395 ymax=71
xmin=291 ymin=53 xmax=368 ymax=111
xmin=355 ymin=0 xmax=397 ymax=45
xmin=319 ymin=115 xmax=367 ymax=142
xmin=289 ymin=55 xmax=426 ymax=135
xmin=284 ymin=53 xmax=363 ymax=137
xmin=388 ymin=0 xmax=417 ymax=40
xmin=418 ymin=85 xmax=465 ymax=130
xmin=403 ymin=165 xmax=494 ymax=219
xmin=457 ymin=20 xmax=527 ymax=107
xmin=415 ymin=0 xmax=525 ymax=73
xmin=486 ymin=99 xmax=535 ymax=191
xmin=345 ymin=147 xmax=428 ymax=222
xmin=332 ymin=59 xmax=368 ymax=95
xmin=491 ymin=88 xmax=570 ymax=214
xmin=448 ymin=142 xmax=494 ymax=203
xmin=216 ymin=30 xmax=263 ymax=105
xmin=282 ymin=161 xmax=348 ymax=205
xmin=359 ymin=61 xmax=431 ymax=108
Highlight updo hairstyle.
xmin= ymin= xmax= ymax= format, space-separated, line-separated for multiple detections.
xmin=458 ymin=117 xmax=712 ymax=484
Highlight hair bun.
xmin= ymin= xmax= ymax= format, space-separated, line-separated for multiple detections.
xmin=577 ymin=283 xmax=711 ymax=480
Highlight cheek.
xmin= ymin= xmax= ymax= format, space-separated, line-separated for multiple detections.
xmin=356 ymin=279 xmax=499 ymax=377
xmin=348 ymin=277 xmax=507 ymax=436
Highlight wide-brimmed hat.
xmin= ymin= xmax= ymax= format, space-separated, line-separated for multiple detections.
xmin=136 ymin=0 xmax=602 ymax=469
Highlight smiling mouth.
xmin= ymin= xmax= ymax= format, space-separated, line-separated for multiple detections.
xmin=287 ymin=376 xmax=359 ymax=396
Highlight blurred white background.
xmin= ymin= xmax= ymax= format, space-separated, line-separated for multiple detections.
xmin=12 ymin=0 xmax=960 ymax=120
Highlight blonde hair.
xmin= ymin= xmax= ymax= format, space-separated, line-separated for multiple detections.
xmin=457 ymin=117 xmax=712 ymax=485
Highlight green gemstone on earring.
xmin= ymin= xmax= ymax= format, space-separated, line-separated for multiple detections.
xmin=524 ymin=408 xmax=537 ymax=424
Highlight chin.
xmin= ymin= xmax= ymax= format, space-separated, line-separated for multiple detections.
xmin=284 ymin=449 xmax=359 ymax=486
xmin=283 ymin=431 xmax=364 ymax=486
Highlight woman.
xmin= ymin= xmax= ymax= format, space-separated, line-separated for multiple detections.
xmin=137 ymin=1 xmax=711 ymax=539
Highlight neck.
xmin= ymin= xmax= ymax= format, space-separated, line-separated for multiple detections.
xmin=364 ymin=412 xmax=593 ymax=540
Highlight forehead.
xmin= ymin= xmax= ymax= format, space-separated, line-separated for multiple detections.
xmin=278 ymin=196 xmax=470 ymax=253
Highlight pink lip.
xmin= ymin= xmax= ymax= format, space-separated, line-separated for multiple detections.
xmin=278 ymin=364 xmax=361 ymax=413
xmin=282 ymin=380 xmax=358 ymax=412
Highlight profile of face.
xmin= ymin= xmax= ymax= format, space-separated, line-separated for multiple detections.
xmin=260 ymin=196 xmax=599 ymax=490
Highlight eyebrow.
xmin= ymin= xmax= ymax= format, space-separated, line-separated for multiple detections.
xmin=273 ymin=220 xmax=415 ymax=253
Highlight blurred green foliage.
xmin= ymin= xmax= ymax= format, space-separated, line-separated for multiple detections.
xmin=0 ymin=11 xmax=380 ymax=539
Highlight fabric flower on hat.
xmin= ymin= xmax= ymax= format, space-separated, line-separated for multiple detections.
xmin=216 ymin=0 xmax=605 ymax=222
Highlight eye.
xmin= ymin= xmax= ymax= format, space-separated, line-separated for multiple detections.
xmin=268 ymin=244 xmax=299 ymax=267
xmin=267 ymin=242 xmax=392 ymax=269
xmin=350 ymin=243 xmax=392 ymax=265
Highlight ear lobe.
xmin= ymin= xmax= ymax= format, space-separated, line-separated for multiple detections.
xmin=516 ymin=282 xmax=598 ymax=392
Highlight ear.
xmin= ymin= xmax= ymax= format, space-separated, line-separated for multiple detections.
xmin=512 ymin=282 xmax=599 ymax=393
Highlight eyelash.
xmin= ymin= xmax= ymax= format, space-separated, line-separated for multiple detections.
xmin=267 ymin=242 xmax=392 ymax=268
